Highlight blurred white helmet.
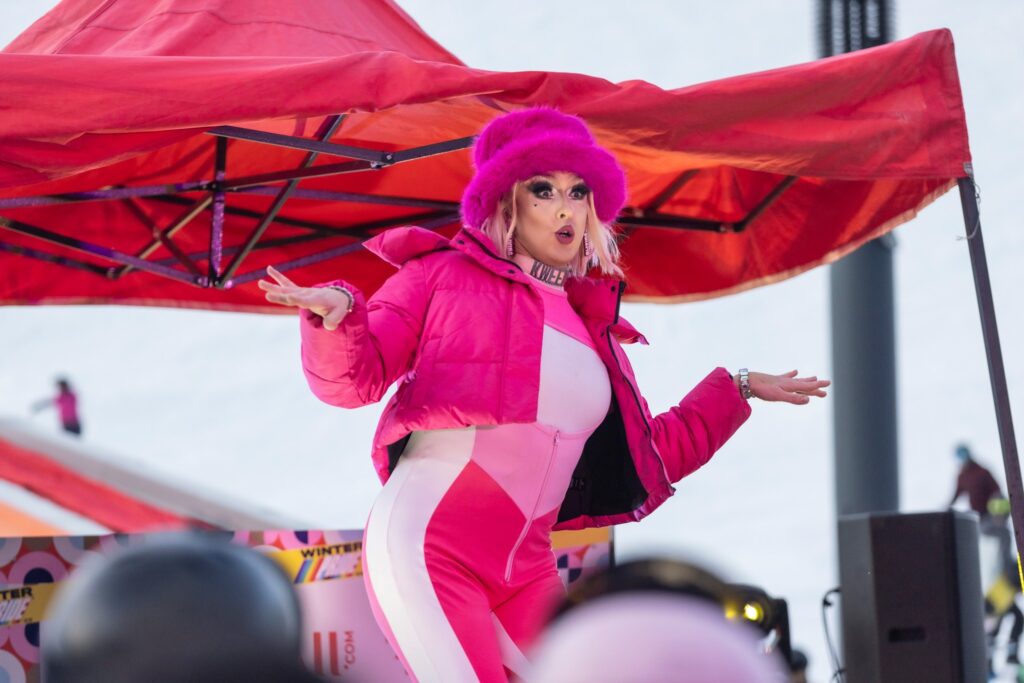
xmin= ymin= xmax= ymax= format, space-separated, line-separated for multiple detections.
xmin=530 ymin=593 xmax=786 ymax=683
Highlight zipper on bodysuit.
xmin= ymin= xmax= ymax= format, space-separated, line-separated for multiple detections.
xmin=504 ymin=430 xmax=560 ymax=584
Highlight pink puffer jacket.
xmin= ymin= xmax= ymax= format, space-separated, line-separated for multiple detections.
xmin=300 ymin=226 xmax=751 ymax=530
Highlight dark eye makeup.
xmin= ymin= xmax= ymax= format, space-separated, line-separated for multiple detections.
xmin=525 ymin=179 xmax=590 ymax=201
xmin=570 ymin=183 xmax=591 ymax=200
xmin=526 ymin=180 xmax=554 ymax=197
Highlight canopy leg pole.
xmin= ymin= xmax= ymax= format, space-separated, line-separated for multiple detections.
xmin=208 ymin=137 xmax=228 ymax=286
xmin=219 ymin=114 xmax=346 ymax=285
xmin=957 ymin=174 xmax=1024 ymax=557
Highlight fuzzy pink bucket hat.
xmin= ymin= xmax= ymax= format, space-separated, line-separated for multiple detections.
xmin=460 ymin=108 xmax=627 ymax=229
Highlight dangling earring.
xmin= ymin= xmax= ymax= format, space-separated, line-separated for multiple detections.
xmin=503 ymin=206 xmax=515 ymax=258
xmin=583 ymin=233 xmax=595 ymax=261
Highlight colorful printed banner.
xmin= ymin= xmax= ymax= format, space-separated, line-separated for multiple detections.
xmin=0 ymin=527 xmax=612 ymax=681
xmin=273 ymin=541 xmax=363 ymax=584
xmin=0 ymin=584 xmax=55 ymax=627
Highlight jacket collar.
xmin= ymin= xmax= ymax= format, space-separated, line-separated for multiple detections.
xmin=363 ymin=226 xmax=450 ymax=267
xmin=457 ymin=228 xmax=627 ymax=325
xmin=365 ymin=225 xmax=628 ymax=329
xmin=565 ymin=277 xmax=623 ymax=327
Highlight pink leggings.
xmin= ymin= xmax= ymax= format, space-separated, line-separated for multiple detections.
xmin=363 ymin=423 xmax=591 ymax=682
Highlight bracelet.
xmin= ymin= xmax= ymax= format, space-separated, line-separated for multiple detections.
xmin=324 ymin=285 xmax=355 ymax=313
xmin=738 ymin=368 xmax=753 ymax=400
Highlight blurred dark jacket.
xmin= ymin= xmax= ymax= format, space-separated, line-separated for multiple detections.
xmin=951 ymin=459 xmax=1002 ymax=517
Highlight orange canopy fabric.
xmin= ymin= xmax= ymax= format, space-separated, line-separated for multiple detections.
xmin=0 ymin=437 xmax=186 ymax=532
xmin=0 ymin=0 xmax=971 ymax=308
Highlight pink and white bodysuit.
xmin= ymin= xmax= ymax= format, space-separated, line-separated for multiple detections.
xmin=363 ymin=279 xmax=611 ymax=682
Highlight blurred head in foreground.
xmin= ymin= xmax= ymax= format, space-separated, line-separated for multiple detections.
xmin=42 ymin=533 xmax=318 ymax=683
xmin=532 ymin=557 xmax=787 ymax=683
xmin=531 ymin=592 xmax=785 ymax=683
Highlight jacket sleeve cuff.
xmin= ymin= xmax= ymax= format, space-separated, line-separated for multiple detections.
xmin=299 ymin=279 xmax=368 ymax=387
xmin=299 ymin=279 xmax=362 ymax=330
xmin=710 ymin=366 xmax=753 ymax=420
xmin=656 ymin=366 xmax=752 ymax=482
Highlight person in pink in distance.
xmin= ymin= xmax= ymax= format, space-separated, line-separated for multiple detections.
xmin=31 ymin=376 xmax=83 ymax=436
xmin=260 ymin=108 xmax=830 ymax=683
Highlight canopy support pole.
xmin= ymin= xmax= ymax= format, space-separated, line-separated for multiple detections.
xmin=617 ymin=214 xmax=728 ymax=232
xmin=645 ymin=170 xmax=699 ymax=213
xmin=207 ymin=125 xmax=475 ymax=166
xmin=209 ymin=124 xmax=391 ymax=163
xmin=0 ymin=240 xmax=111 ymax=277
xmin=735 ymin=177 xmax=798 ymax=232
xmin=0 ymin=181 xmax=211 ymax=209
xmin=224 ymin=211 xmax=460 ymax=287
xmin=957 ymin=173 xmax=1024 ymax=557
xmin=113 ymin=197 xmax=211 ymax=280
xmin=233 ymin=186 xmax=460 ymax=212
xmin=223 ymin=159 xmax=374 ymax=190
xmin=0 ymin=216 xmax=201 ymax=285
xmin=208 ymin=137 xmax=228 ymax=284
xmin=150 ymin=195 xmax=347 ymax=233
xmin=621 ymin=174 xmax=795 ymax=235
xmin=218 ymin=115 xmax=346 ymax=286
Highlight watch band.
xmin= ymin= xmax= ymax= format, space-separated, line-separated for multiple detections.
xmin=738 ymin=368 xmax=753 ymax=400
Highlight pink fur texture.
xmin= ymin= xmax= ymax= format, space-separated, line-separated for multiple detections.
xmin=460 ymin=108 xmax=627 ymax=229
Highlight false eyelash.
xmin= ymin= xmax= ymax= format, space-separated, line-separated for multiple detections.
xmin=526 ymin=181 xmax=554 ymax=195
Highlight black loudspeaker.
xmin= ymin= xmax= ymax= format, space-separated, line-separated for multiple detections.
xmin=838 ymin=511 xmax=987 ymax=683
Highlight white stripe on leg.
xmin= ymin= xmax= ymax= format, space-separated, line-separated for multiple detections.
xmin=492 ymin=613 xmax=533 ymax=681
xmin=364 ymin=429 xmax=479 ymax=683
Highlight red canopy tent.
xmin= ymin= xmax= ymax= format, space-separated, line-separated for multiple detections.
xmin=0 ymin=0 xmax=969 ymax=309
xmin=0 ymin=1 xmax=1017 ymax=557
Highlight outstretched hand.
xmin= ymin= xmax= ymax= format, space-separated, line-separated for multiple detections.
xmin=746 ymin=370 xmax=830 ymax=405
xmin=257 ymin=266 xmax=352 ymax=331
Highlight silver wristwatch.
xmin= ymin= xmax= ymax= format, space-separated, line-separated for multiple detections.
xmin=738 ymin=368 xmax=753 ymax=400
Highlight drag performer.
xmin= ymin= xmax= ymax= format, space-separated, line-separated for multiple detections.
xmin=260 ymin=108 xmax=829 ymax=682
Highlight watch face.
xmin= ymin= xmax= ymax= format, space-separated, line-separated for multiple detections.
xmin=738 ymin=371 xmax=752 ymax=399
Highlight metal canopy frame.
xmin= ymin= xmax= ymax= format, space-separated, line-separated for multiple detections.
xmin=0 ymin=116 xmax=794 ymax=289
